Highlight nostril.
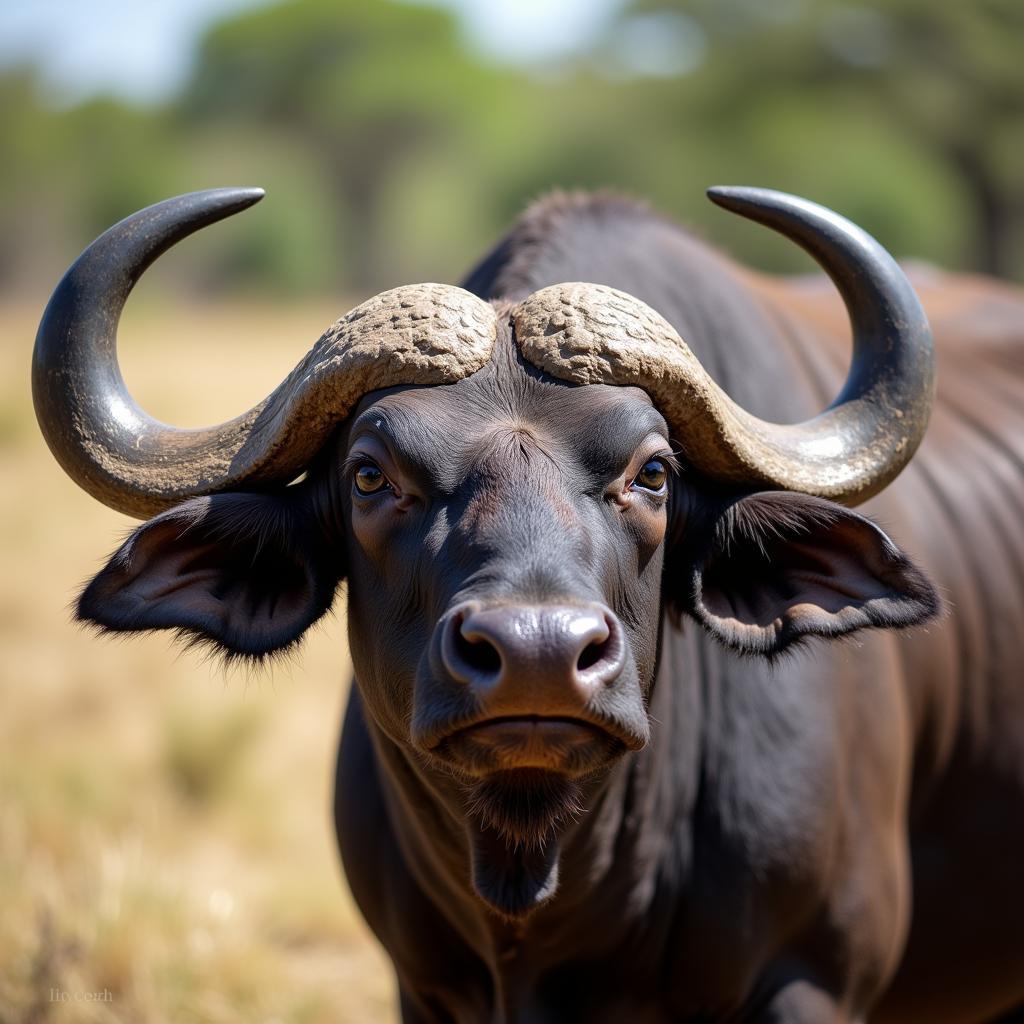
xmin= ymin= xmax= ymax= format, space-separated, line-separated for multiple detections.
xmin=455 ymin=629 xmax=502 ymax=675
xmin=439 ymin=604 xmax=505 ymax=685
xmin=577 ymin=637 xmax=609 ymax=671
xmin=574 ymin=611 xmax=625 ymax=683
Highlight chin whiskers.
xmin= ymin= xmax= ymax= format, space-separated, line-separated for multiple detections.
xmin=463 ymin=770 xmax=583 ymax=850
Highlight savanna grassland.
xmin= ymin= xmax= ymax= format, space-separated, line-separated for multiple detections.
xmin=0 ymin=298 xmax=394 ymax=1023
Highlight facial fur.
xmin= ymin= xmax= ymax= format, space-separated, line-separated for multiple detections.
xmin=333 ymin=323 xmax=670 ymax=861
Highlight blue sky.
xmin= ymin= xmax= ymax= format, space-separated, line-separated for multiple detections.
xmin=0 ymin=0 xmax=623 ymax=106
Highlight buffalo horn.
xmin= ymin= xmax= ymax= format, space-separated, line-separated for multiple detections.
xmin=511 ymin=186 xmax=935 ymax=506
xmin=32 ymin=188 xmax=497 ymax=518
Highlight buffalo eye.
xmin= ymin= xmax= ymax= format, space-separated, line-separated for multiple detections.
xmin=631 ymin=458 xmax=669 ymax=494
xmin=353 ymin=461 xmax=390 ymax=496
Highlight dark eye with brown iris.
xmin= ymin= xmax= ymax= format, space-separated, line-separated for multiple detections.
xmin=354 ymin=462 xmax=389 ymax=495
xmin=632 ymin=458 xmax=668 ymax=493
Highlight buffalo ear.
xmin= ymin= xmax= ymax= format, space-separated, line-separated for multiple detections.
xmin=678 ymin=491 xmax=940 ymax=655
xmin=77 ymin=492 xmax=341 ymax=659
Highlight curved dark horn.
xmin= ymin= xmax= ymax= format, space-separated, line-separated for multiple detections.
xmin=513 ymin=187 xmax=934 ymax=505
xmin=33 ymin=189 xmax=497 ymax=518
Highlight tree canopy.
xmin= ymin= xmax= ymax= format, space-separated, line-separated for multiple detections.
xmin=2 ymin=0 xmax=1020 ymax=297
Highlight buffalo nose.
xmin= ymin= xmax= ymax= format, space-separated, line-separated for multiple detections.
xmin=439 ymin=603 xmax=626 ymax=711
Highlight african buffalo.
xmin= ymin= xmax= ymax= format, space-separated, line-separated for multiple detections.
xmin=33 ymin=186 xmax=1024 ymax=1022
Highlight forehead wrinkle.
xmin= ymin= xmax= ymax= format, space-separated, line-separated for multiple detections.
xmin=347 ymin=365 xmax=670 ymax=493
xmin=471 ymin=422 xmax=560 ymax=473
xmin=348 ymin=402 xmax=472 ymax=486
xmin=462 ymin=426 xmax=590 ymax=541
xmin=554 ymin=396 xmax=670 ymax=476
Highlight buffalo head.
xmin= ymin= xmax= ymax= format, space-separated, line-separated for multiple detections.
xmin=33 ymin=187 xmax=939 ymax=915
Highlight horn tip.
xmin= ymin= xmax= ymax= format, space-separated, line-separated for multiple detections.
xmin=191 ymin=186 xmax=265 ymax=216
xmin=167 ymin=187 xmax=266 ymax=224
xmin=221 ymin=186 xmax=265 ymax=208
xmin=706 ymin=185 xmax=772 ymax=211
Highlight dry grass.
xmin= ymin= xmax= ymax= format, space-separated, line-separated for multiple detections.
xmin=0 ymin=296 xmax=395 ymax=1023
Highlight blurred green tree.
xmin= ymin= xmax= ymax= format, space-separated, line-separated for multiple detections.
xmin=179 ymin=0 xmax=521 ymax=290
xmin=608 ymin=0 xmax=1024 ymax=277
xmin=2 ymin=0 xmax=1021 ymax=296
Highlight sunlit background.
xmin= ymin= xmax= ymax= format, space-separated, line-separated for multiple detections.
xmin=1 ymin=1 xmax=1021 ymax=1021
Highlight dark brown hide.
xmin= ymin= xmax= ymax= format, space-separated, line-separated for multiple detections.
xmin=74 ymin=194 xmax=1024 ymax=1022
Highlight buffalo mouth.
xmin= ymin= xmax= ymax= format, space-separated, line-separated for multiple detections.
xmin=432 ymin=714 xmax=626 ymax=777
